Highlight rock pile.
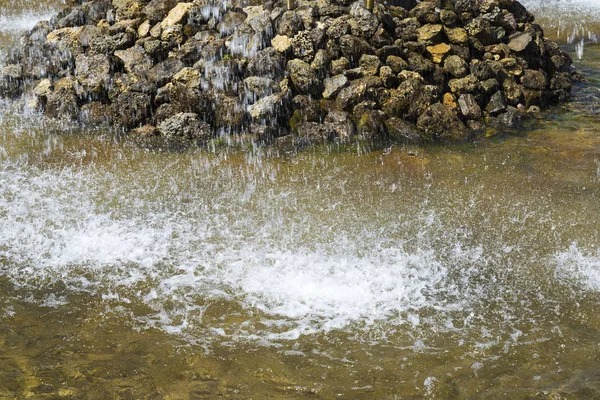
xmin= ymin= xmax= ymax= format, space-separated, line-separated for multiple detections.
xmin=0 ymin=0 xmax=577 ymax=145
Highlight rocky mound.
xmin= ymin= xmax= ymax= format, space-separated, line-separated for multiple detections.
xmin=0 ymin=0 xmax=578 ymax=145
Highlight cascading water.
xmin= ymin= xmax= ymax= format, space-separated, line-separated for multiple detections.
xmin=1 ymin=0 xmax=600 ymax=398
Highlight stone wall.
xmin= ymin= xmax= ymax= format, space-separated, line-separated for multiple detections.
xmin=0 ymin=0 xmax=578 ymax=145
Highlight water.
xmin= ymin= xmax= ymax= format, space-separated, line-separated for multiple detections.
xmin=1 ymin=1 xmax=600 ymax=398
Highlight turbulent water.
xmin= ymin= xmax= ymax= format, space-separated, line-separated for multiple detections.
xmin=1 ymin=0 xmax=600 ymax=398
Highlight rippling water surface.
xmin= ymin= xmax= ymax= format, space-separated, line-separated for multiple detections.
xmin=1 ymin=1 xmax=600 ymax=398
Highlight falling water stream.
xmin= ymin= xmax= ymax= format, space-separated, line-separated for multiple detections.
xmin=1 ymin=0 xmax=600 ymax=398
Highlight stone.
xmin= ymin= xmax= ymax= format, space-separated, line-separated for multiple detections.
xmin=359 ymin=54 xmax=381 ymax=76
xmin=244 ymin=76 xmax=279 ymax=97
xmin=485 ymin=91 xmax=506 ymax=115
xmin=386 ymin=55 xmax=409 ymax=73
xmin=409 ymin=1 xmax=439 ymax=25
xmin=114 ymin=45 xmax=154 ymax=75
xmin=161 ymin=3 xmax=193 ymax=30
xmin=380 ymin=66 xmax=399 ymax=88
xmin=339 ymin=34 xmax=373 ymax=63
xmin=131 ymin=124 xmax=159 ymax=136
xmin=311 ymin=49 xmax=330 ymax=71
xmin=278 ymin=11 xmax=304 ymax=37
xmin=113 ymin=0 xmax=143 ymax=20
xmin=158 ymin=112 xmax=212 ymax=140
xmin=457 ymin=93 xmax=482 ymax=119
xmin=448 ymin=74 xmax=480 ymax=94
xmin=45 ymin=77 xmax=79 ymax=120
xmin=445 ymin=27 xmax=469 ymax=44
xmin=292 ymin=31 xmax=315 ymax=62
xmin=331 ymin=57 xmax=350 ymax=75
xmin=287 ymin=59 xmax=323 ymax=95
xmin=248 ymin=91 xmax=289 ymax=120
xmin=336 ymin=80 xmax=367 ymax=109
xmin=146 ymin=58 xmax=184 ymax=87
xmin=417 ymin=24 xmax=444 ymax=45
xmin=503 ymin=77 xmax=524 ymax=105
xmin=296 ymin=121 xmax=335 ymax=144
xmin=138 ymin=19 xmax=151 ymax=37
xmin=443 ymin=55 xmax=469 ymax=78
xmin=0 ymin=64 xmax=23 ymax=98
xmin=271 ymin=34 xmax=293 ymax=53
xmin=508 ymin=31 xmax=533 ymax=53
xmin=143 ymin=0 xmax=180 ymax=23
xmin=322 ymin=74 xmax=349 ymax=99
xmin=218 ymin=11 xmax=247 ymax=36
xmin=75 ymin=53 xmax=111 ymax=96
xmin=324 ymin=110 xmax=355 ymax=141
xmin=521 ymin=69 xmax=547 ymax=90
xmin=385 ymin=117 xmax=421 ymax=143
xmin=426 ymin=43 xmax=451 ymax=63
xmin=416 ymin=102 xmax=468 ymax=141
xmin=112 ymin=91 xmax=152 ymax=129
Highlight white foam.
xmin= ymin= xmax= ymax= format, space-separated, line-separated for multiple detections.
xmin=0 ymin=12 xmax=55 ymax=33
xmin=0 ymin=161 xmax=479 ymax=343
xmin=554 ymin=243 xmax=600 ymax=291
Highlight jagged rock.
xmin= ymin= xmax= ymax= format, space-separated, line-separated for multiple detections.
xmin=443 ymin=55 xmax=469 ymax=78
xmin=331 ymin=57 xmax=350 ymax=75
xmin=356 ymin=110 xmax=388 ymax=139
xmin=457 ymin=93 xmax=482 ymax=119
xmin=292 ymin=31 xmax=315 ymax=62
xmin=485 ymin=90 xmax=506 ymax=115
xmin=278 ymin=11 xmax=304 ymax=37
xmin=323 ymin=74 xmax=348 ymax=99
xmin=147 ymin=58 xmax=184 ymax=87
xmin=386 ymin=55 xmax=409 ymax=73
xmin=311 ymin=49 xmax=330 ymax=71
xmin=445 ymin=27 xmax=469 ymax=44
xmin=385 ymin=117 xmax=421 ymax=143
xmin=508 ymin=31 xmax=533 ymax=53
xmin=158 ymin=112 xmax=212 ymax=140
xmin=339 ymin=34 xmax=373 ymax=63
xmin=0 ymin=64 xmax=23 ymax=98
xmin=448 ymin=74 xmax=480 ymax=94
xmin=161 ymin=3 xmax=193 ymax=30
xmin=427 ymin=43 xmax=451 ymax=63
xmin=521 ymin=69 xmax=547 ymax=90
xmin=248 ymin=91 xmax=289 ymax=120
xmin=297 ymin=121 xmax=335 ymax=144
xmin=143 ymin=0 xmax=181 ymax=23
xmin=336 ymin=80 xmax=367 ymax=109
xmin=219 ymin=11 xmax=247 ymax=36
xmin=417 ymin=102 xmax=468 ymax=141
xmin=417 ymin=24 xmax=444 ymax=45
xmin=45 ymin=77 xmax=79 ymax=120
xmin=244 ymin=76 xmax=279 ymax=97
xmin=115 ymin=45 xmax=155 ymax=75
xmin=380 ymin=66 xmax=399 ymax=88
xmin=271 ymin=34 xmax=293 ymax=53
xmin=503 ymin=77 xmax=524 ymax=105
xmin=287 ymin=58 xmax=323 ymax=95
xmin=113 ymin=0 xmax=144 ymax=20
xmin=75 ymin=53 xmax=111 ymax=97
xmin=409 ymin=1 xmax=439 ymax=25
xmin=324 ymin=110 xmax=355 ymax=141
xmin=112 ymin=91 xmax=152 ymax=129
xmin=359 ymin=54 xmax=381 ymax=76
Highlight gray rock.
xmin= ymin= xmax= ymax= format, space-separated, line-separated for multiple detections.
xmin=115 ymin=46 xmax=154 ymax=75
xmin=142 ymin=0 xmax=180 ymax=23
xmin=75 ymin=53 xmax=112 ymax=97
xmin=380 ymin=66 xmax=399 ymax=88
xmin=158 ymin=112 xmax=212 ymax=140
xmin=457 ymin=93 xmax=482 ymax=119
xmin=331 ymin=57 xmax=350 ymax=75
xmin=386 ymin=55 xmax=409 ymax=73
xmin=146 ymin=58 xmax=184 ymax=87
xmin=336 ymin=80 xmax=367 ymax=109
xmin=359 ymin=54 xmax=381 ymax=76
xmin=287 ymin=58 xmax=323 ymax=95
xmin=292 ymin=31 xmax=315 ymax=62
xmin=508 ymin=31 xmax=533 ymax=53
xmin=324 ymin=110 xmax=355 ymax=141
xmin=323 ymin=74 xmax=349 ymax=99
xmin=339 ymin=34 xmax=373 ymax=63
xmin=443 ymin=55 xmax=469 ymax=78
xmin=45 ymin=77 xmax=79 ymax=120
xmin=244 ymin=76 xmax=279 ymax=97
xmin=521 ymin=69 xmax=547 ymax=90
xmin=448 ymin=74 xmax=480 ymax=95
xmin=416 ymin=102 xmax=468 ymax=141
xmin=112 ymin=91 xmax=152 ymax=129
xmin=485 ymin=91 xmax=506 ymax=115
xmin=385 ymin=117 xmax=421 ymax=143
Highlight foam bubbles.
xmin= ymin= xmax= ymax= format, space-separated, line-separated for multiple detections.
xmin=554 ymin=243 xmax=600 ymax=291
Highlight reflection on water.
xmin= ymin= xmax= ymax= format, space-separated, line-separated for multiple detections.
xmin=0 ymin=0 xmax=600 ymax=398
